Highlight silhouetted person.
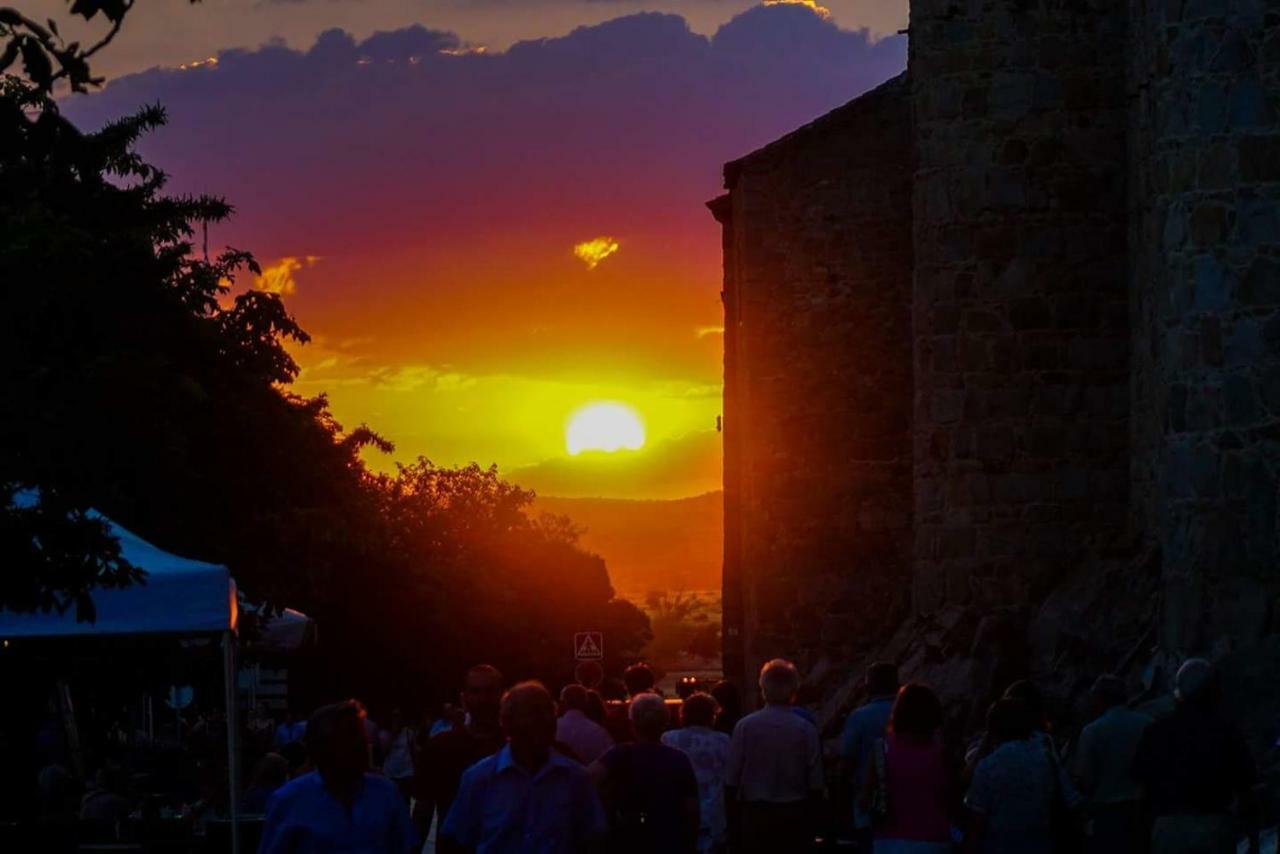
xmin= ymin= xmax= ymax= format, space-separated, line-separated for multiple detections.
xmin=380 ymin=706 xmax=416 ymax=802
xmin=416 ymin=664 xmax=506 ymax=848
xmin=574 ymin=661 xmax=608 ymax=725
xmin=710 ymin=680 xmax=741 ymax=737
xmin=605 ymin=662 xmax=658 ymax=744
xmin=274 ymin=708 xmax=307 ymax=749
xmin=243 ymin=752 xmax=289 ymax=814
xmin=662 ymin=691 xmax=731 ymax=853
xmin=259 ymin=700 xmax=415 ymax=854
xmin=1003 ymin=680 xmax=1052 ymax=738
xmin=79 ymin=765 xmax=130 ymax=823
xmin=964 ymin=698 xmax=1080 ymax=854
xmin=557 ymin=684 xmax=614 ymax=765
xmin=443 ymin=680 xmax=606 ymax=853
xmin=1132 ymin=659 xmax=1258 ymax=854
xmin=575 ymin=660 xmax=605 ymax=691
xmin=841 ymin=661 xmax=899 ymax=848
xmin=591 ymin=693 xmax=699 ymax=853
xmin=1072 ymin=675 xmax=1150 ymax=854
xmin=860 ymin=684 xmax=951 ymax=853
xmin=725 ymin=659 xmax=822 ymax=854
xmin=623 ymin=663 xmax=656 ymax=698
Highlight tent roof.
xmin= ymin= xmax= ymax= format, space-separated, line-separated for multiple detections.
xmin=0 ymin=497 xmax=237 ymax=639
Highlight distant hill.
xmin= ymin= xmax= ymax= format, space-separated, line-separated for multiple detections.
xmin=534 ymin=492 xmax=722 ymax=599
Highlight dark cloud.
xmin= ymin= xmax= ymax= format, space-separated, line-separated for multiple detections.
xmin=64 ymin=6 xmax=905 ymax=380
xmin=512 ymin=430 xmax=721 ymax=499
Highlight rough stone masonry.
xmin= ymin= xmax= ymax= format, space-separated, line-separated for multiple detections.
xmin=711 ymin=0 xmax=1280 ymax=746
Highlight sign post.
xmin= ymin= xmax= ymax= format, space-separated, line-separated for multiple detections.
xmin=574 ymin=631 xmax=604 ymax=661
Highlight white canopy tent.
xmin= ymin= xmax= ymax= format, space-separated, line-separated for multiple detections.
xmin=0 ymin=497 xmax=244 ymax=854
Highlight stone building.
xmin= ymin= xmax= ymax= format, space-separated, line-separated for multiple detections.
xmin=711 ymin=0 xmax=1280 ymax=736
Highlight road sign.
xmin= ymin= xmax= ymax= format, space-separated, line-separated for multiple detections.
xmin=574 ymin=631 xmax=604 ymax=661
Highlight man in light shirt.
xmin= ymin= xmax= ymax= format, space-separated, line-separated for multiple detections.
xmin=443 ymin=681 xmax=607 ymax=853
xmin=724 ymin=658 xmax=823 ymax=854
xmin=556 ymin=684 xmax=614 ymax=764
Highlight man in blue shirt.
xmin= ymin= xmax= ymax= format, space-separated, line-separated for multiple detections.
xmin=443 ymin=681 xmax=607 ymax=853
xmin=260 ymin=700 xmax=416 ymax=854
xmin=839 ymin=661 xmax=898 ymax=849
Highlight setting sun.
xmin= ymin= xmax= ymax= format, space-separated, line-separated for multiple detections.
xmin=566 ymin=402 xmax=646 ymax=455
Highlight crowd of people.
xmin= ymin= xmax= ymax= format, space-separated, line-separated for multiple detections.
xmin=248 ymin=654 xmax=1264 ymax=854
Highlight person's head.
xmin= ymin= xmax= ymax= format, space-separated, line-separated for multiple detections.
xmin=601 ymin=677 xmax=628 ymax=702
xmin=304 ymin=700 xmax=369 ymax=780
xmin=461 ymin=664 xmax=505 ymax=729
xmin=711 ymin=680 xmax=741 ymax=717
xmin=866 ymin=662 xmax=900 ymax=698
xmin=559 ymin=683 xmax=589 ymax=715
xmin=1090 ymin=675 xmax=1128 ymax=713
xmin=680 ymin=692 xmax=719 ymax=728
xmin=629 ymin=692 xmax=669 ymax=742
xmin=1174 ymin=658 xmax=1217 ymax=707
xmin=279 ymin=741 xmax=307 ymax=776
xmin=623 ymin=663 xmax=656 ymax=697
xmin=250 ymin=753 xmax=289 ymax=791
xmin=759 ymin=658 xmax=801 ymax=705
xmin=574 ymin=660 xmax=604 ymax=690
xmin=987 ymin=698 xmax=1033 ymax=745
xmin=501 ymin=681 xmax=558 ymax=765
xmin=1003 ymin=680 xmax=1048 ymax=731
xmin=889 ymin=684 xmax=944 ymax=743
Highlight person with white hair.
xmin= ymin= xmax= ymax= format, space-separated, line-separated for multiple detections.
xmin=724 ymin=658 xmax=823 ymax=853
xmin=1132 ymin=658 xmax=1259 ymax=854
xmin=588 ymin=692 xmax=699 ymax=852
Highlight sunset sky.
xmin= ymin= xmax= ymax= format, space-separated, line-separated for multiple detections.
xmin=60 ymin=0 xmax=907 ymax=499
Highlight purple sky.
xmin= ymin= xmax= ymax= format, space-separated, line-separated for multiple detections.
xmin=61 ymin=1 xmax=907 ymax=498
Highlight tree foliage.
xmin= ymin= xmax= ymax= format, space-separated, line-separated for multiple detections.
xmin=0 ymin=12 xmax=650 ymax=699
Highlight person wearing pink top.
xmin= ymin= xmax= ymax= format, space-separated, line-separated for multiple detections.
xmin=860 ymin=684 xmax=954 ymax=854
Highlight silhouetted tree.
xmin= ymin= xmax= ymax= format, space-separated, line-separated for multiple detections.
xmin=0 ymin=7 xmax=650 ymax=691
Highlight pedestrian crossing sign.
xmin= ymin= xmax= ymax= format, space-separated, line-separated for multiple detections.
xmin=574 ymin=631 xmax=604 ymax=660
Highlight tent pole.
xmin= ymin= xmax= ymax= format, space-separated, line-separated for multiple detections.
xmin=223 ymin=631 xmax=241 ymax=854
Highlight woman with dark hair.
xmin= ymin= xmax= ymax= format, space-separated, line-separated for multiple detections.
xmin=710 ymin=681 xmax=741 ymax=737
xmin=1003 ymin=680 xmax=1050 ymax=735
xmin=860 ymin=684 xmax=952 ymax=853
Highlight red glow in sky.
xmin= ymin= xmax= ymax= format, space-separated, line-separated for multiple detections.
xmin=63 ymin=2 xmax=907 ymax=498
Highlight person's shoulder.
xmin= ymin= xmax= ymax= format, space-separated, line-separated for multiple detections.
xmin=269 ymin=771 xmax=321 ymax=806
xmin=662 ymin=743 xmax=696 ymax=770
xmin=462 ymin=749 xmax=503 ymax=778
xmin=549 ymin=750 xmax=593 ymax=780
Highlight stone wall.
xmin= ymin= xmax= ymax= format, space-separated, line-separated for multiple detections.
xmin=712 ymin=0 xmax=1280 ymax=738
xmin=1130 ymin=0 xmax=1280 ymax=660
xmin=711 ymin=75 xmax=914 ymax=697
xmin=909 ymin=0 xmax=1134 ymax=617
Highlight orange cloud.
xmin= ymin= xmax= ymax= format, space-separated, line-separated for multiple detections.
xmin=254 ymin=255 xmax=320 ymax=295
xmin=762 ymin=0 xmax=831 ymax=19
xmin=573 ymin=237 xmax=620 ymax=270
